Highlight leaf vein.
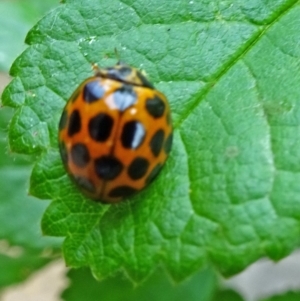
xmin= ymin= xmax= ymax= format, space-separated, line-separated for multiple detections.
xmin=176 ymin=0 xmax=299 ymax=129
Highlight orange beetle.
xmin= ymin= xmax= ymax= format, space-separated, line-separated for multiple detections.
xmin=58 ymin=62 xmax=172 ymax=203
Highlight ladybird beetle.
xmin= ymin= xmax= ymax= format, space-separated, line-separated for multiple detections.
xmin=58 ymin=62 xmax=173 ymax=203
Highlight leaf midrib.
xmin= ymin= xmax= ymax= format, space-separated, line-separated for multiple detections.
xmin=175 ymin=0 xmax=299 ymax=129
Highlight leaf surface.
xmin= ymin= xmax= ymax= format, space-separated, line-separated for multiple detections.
xmin=2 ymin=0 xmax=300 ymax=281
xmin=62 ymin=267 xmax=216 ymax=301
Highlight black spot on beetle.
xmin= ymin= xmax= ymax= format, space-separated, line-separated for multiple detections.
xmin=149 ymin=129 xmax=165 ymax=157
xmin=68 ymin=110 xmax=81 ymax=136
xmin=128 ymin=157 xmax=150 ymax=180
xmin=145 ymin=95 xmax=165 ymax=118
xmin=95 ymin=155 xmax=123 ymax=180
xmin=121 ymin=121 xmax=145 ymax=149
xmin=71 ymin=143 xmax=91 ymax=168
xmin=83 ymin=80 xmax=105 ymax=103
xmin=89 ymin=113 xmax=114 ymax=142
xmin=108 ymin=186 xmax=137 ymax=198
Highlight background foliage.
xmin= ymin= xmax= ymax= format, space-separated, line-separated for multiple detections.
xmin=0 ymin=0 xmax=61 ymax=290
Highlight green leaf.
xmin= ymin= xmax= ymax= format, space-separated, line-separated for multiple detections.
xmin=260 ymin=292 xmax=300 ymax=301
xmin=62 ymin=267 xmax=217 ymax=301
xmin=0 ymin=108 xmax=61 ymax=250
xmin=212 ymin=290 xmax=244 ymax=301
xmin=0 ymin=252 xmax=49 ymax=289
xmin=2 ymin=0 xmax=300 ymax=282
xmin=0 ymin=0 xmax=59 ymax=72
xmin=0 ymin=108 xmax=60 ymax=290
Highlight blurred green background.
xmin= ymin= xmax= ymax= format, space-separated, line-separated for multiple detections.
xmin=0 ymin=0 xmax=62 ymax=293
xmin=0 ymin=0 xmax=58 ymax=71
